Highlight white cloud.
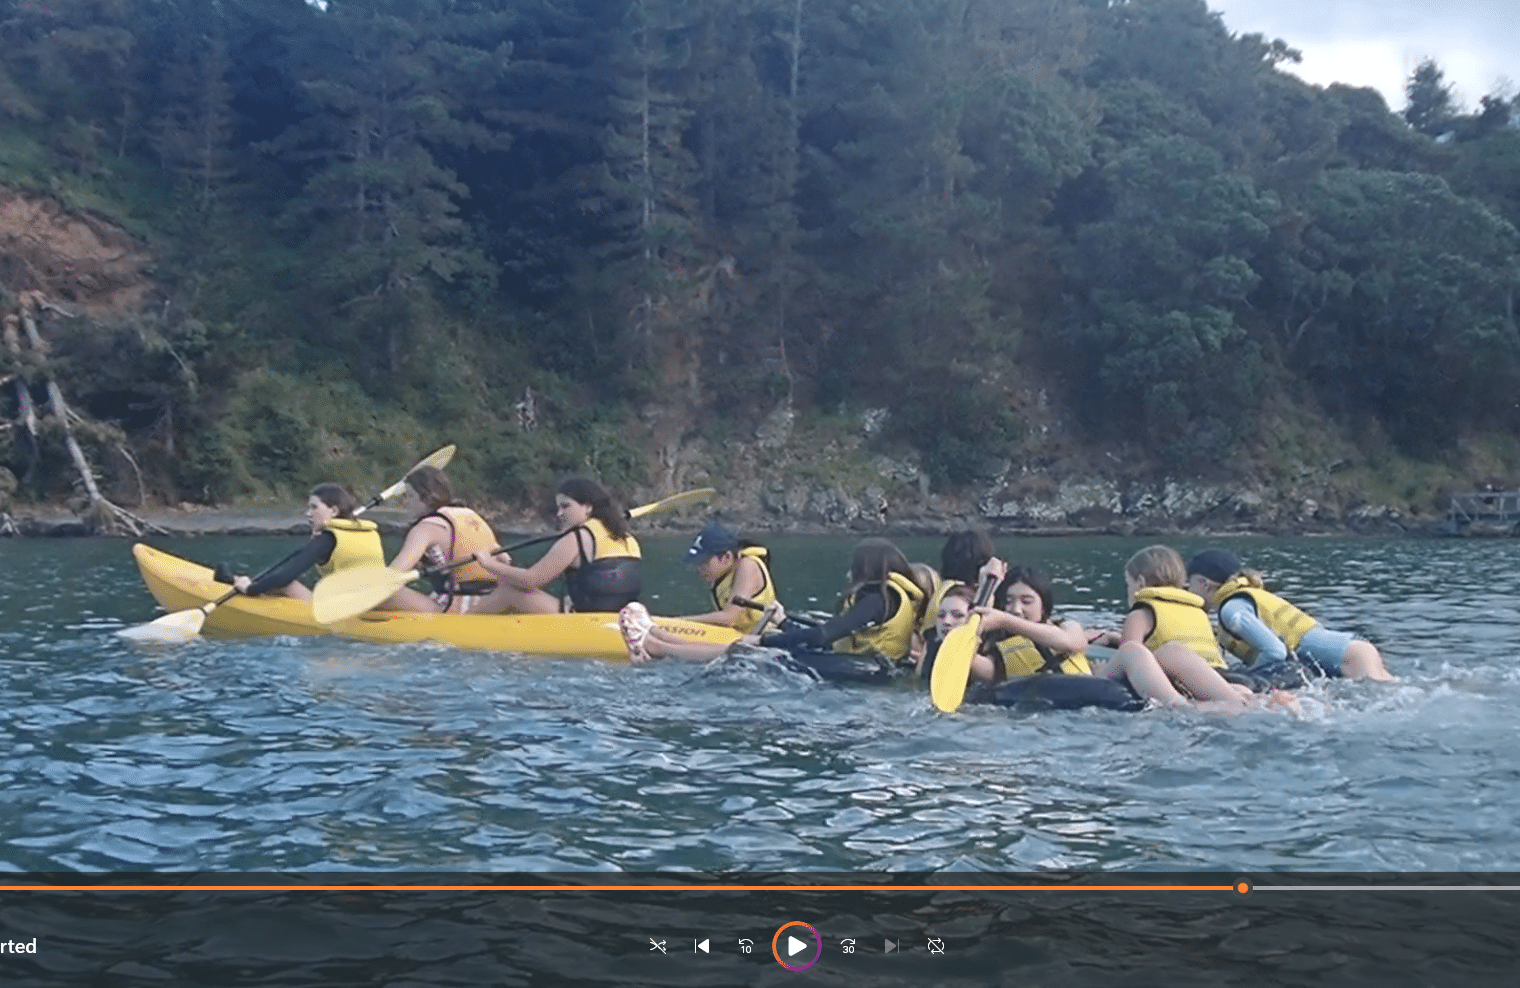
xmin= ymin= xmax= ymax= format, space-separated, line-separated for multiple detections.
xmin=1209 ymin=0 xmax=1520 ymax=111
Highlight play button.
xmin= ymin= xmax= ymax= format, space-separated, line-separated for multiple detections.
xmin=771 ymin=921 xmax=821 ymax=971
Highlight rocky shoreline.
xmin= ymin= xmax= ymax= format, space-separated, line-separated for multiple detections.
xmin=0 ymin=486 xmax=1470 ymax=540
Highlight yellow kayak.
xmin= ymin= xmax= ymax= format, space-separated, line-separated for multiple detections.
xmin=131 ymin=543 xmax=742 ymax=660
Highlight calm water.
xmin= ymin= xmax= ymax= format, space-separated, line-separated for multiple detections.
xmin=2 ymin=533 xmax=1518 ymax=874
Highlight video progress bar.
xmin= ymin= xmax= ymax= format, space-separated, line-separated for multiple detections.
xmin=0 ymin=884 xmax=1241 ymax=893
xmin=1255 ymin=886 xmax=1520 ymax=892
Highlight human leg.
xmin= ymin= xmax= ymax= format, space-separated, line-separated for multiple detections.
xmin=1296 ymin=627 xmax=1393 ymax=680
xmin=379 ymin=585 xmax=444 ymax=613
xmin=1092 ymin=642 xmax=1194 ymax=709
xmin=468 ymin=584 xmax=560 ymax=615
xmin=1340 ymin=639 xmax=1395 ymax=681
xmin=618 ymin=603 xmax=734 ymax=663
xmin=1150 ymin=642 xmax=1251 ymax=707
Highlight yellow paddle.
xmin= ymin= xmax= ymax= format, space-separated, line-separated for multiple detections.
xmin=311 ymin=486 xmax=717 ymax=625
xmin=628 ymin=487 xmax=715 ymax=519
xmin=929 ymin=572 xmax=999 ymax=713
xmin=116 ymin=444 xmax=457 ymax=644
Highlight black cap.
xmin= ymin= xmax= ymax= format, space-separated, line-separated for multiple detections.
xmin=685 ymin=520 xmax=740 ymax=564
xmin=1187 ymin=549 xmax=1241 ymax=584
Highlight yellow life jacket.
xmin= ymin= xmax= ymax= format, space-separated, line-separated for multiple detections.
xmin=425 ymin=506 xmax=501 ymax=586
xmin=1212 ymin=578 xmax=1319 ymax=664
xmin=316 ymin=517 xmax=384 ymax=577
xmin=995 ymin=623 xmax=1093 ymax=679
xmin=711 ymin=545 xmax=775 ymax=631
xmin=1131 ymin=586 xmax=1226 ymax=669
xmin=564 ymin=517 xmax=642 ymax=612
xmin=919 ymin=578 xmax=965 ymax=635
xmin=834 ymin=571 xmax=925 ymax=662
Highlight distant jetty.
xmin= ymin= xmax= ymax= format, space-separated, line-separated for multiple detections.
xmin=1446 ymin=490 xmax=1520 ymax=536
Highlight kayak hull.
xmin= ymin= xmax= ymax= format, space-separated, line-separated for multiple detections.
xmin=130 ymin=543 xmax=741 ymax=660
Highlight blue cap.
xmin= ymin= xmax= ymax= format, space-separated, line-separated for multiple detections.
xmin=1187 ymin=548 xmax=1241 ymax=584
xmin=685 ymin=520 xmax=740 ymax=563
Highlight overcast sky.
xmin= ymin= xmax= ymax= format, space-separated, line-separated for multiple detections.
xmin=1209 ymin=0 xmax=1518 ymax=113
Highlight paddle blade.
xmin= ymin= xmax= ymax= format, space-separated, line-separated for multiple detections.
xmin=930 ymin=614 xmax=983 ymax=713
xmin=311 ymin=566 xmax=415 ymax=624
xmin=370 ymin=444 xmax=458 ymax=506
xmin=628 ymin=487 xmax=715 ymax=520
xmin=415 ymin=443 xmax=457 ymax=473
xmin=116 ymin=606 xmax=208 ymax=644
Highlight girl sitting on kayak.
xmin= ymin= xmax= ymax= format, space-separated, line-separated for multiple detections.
xmin=620 ymin=537 xmax=931 ymax=673
xmin=232 ymin=483 xmax=382 ymax=600
xmin=1087 ymin=545 xmax=1285 ymax=712
xmin=380 ymin=466 xmax=502 ymax=614
xmin=1185 ymin=548 xmax=1395 ymax=682
xmin=470 ymin=476 xmax=641 ymax=614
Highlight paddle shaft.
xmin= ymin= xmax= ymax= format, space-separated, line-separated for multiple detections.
xmin=731 ymin=595 xmax=819 ymax=627
xmin=355 ymin=443 xmax=457 ymax=513
xmin=416 ymin=491 xmax=700 ymax=580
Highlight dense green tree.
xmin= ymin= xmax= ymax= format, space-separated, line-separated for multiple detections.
xmin=1273 ymin=170 xmax=1520 ymax=447
xmin=1059 ymin=134 xmax=1277 ymax=462
xmin=266 ymin=0 xmax=510 ymax=380
xmin=4 ymin=0 xmax=1520 ymax=503
xmin=1404 ymin=58 xmax=1456 ymax=137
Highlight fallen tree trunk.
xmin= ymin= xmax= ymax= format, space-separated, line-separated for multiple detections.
xmin=17 ymin=293 xmax=168 ymax=536
xmin=2 ymin=313 xmax=40 ymax=480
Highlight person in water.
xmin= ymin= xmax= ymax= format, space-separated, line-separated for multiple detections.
xmin=1185 ymin=548 xmax=1395 ymax=682
xmin=919 ymin=529 xmax=997 ymax=634
xmin=974 ymin=562 xmax=1093 ymax=681
xmin=912 ymin=582 xmax=984 ymax=677
xmin=471 ymin=476 xmax=641 ymax=614
xmin=1088 ymin=545 xmax=1279 ymax=712
xmin=380 ymin=466 xmax=502 ymax=613
xmin=232 ymin=483 xmax=382 ymax=599
xmin=620 ymin=537 xmax=930 ymax=667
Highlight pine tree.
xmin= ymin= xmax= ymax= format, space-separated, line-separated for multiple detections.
xmin=1404 ymin=58 xmax=1456 ymax=137
xmin=268 ymin=0 xmax=510 ymax=374
xmin=151 ymin=25 xmax=236 ymax=214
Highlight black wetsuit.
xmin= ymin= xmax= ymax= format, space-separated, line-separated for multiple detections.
xmin=242 ymin=532 xmax=337 ymax=596
xmin=756 ymin=593 xmax=898 ymax=685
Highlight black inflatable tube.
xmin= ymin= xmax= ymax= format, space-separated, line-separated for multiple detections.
xmin=780 ymin=649 xmax=897 ymax=685
xmin=967 ymin=674 xmax=1146 ymax=712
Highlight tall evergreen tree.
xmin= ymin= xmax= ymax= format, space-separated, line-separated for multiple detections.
xmin=1404 ymin=58 xmax=1456 ymax=137
xmin=267 ymin=0 xmax=510 ymax=377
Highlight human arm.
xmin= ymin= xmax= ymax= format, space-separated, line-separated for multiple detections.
xmin=473 ymin=531 xmax=579 ymax=591
xmin=682 ymin=556 xmax=767 ymax=625
xmin=974 ymin=608 xmax=1090 ymax=653
xmin=1217 ymin=596 xmax=1289 ymax=664
xmin=389 ymin=517 xmax=449 ymax=572
xmin=1086 ymin=628 xmax=1121 ymax=648
xmin=1118 ymin=606 xmax=1154 ymax=646
xmin=760 ymin=593 xmax=889 ymax=651
xmin=235 ymin=532 xmax=337 ymax=596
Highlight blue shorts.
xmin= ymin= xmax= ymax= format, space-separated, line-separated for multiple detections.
xmin=1294 ymin=627 xmax=1356 ymax=677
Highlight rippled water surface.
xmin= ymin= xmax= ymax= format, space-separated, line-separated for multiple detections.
xmin=4 ymin=533 xmax=1518 ymax=873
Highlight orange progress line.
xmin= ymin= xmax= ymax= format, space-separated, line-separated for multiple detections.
xmin=0 ymin=884 xmax=1236 ymax=892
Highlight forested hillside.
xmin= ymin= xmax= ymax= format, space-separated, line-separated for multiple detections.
xmin=0 ymin=0 xmax=1517 ymax=524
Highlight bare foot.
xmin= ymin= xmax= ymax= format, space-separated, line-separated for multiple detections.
xmin=1267 ymin=689 xmax=1297 ymax=709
